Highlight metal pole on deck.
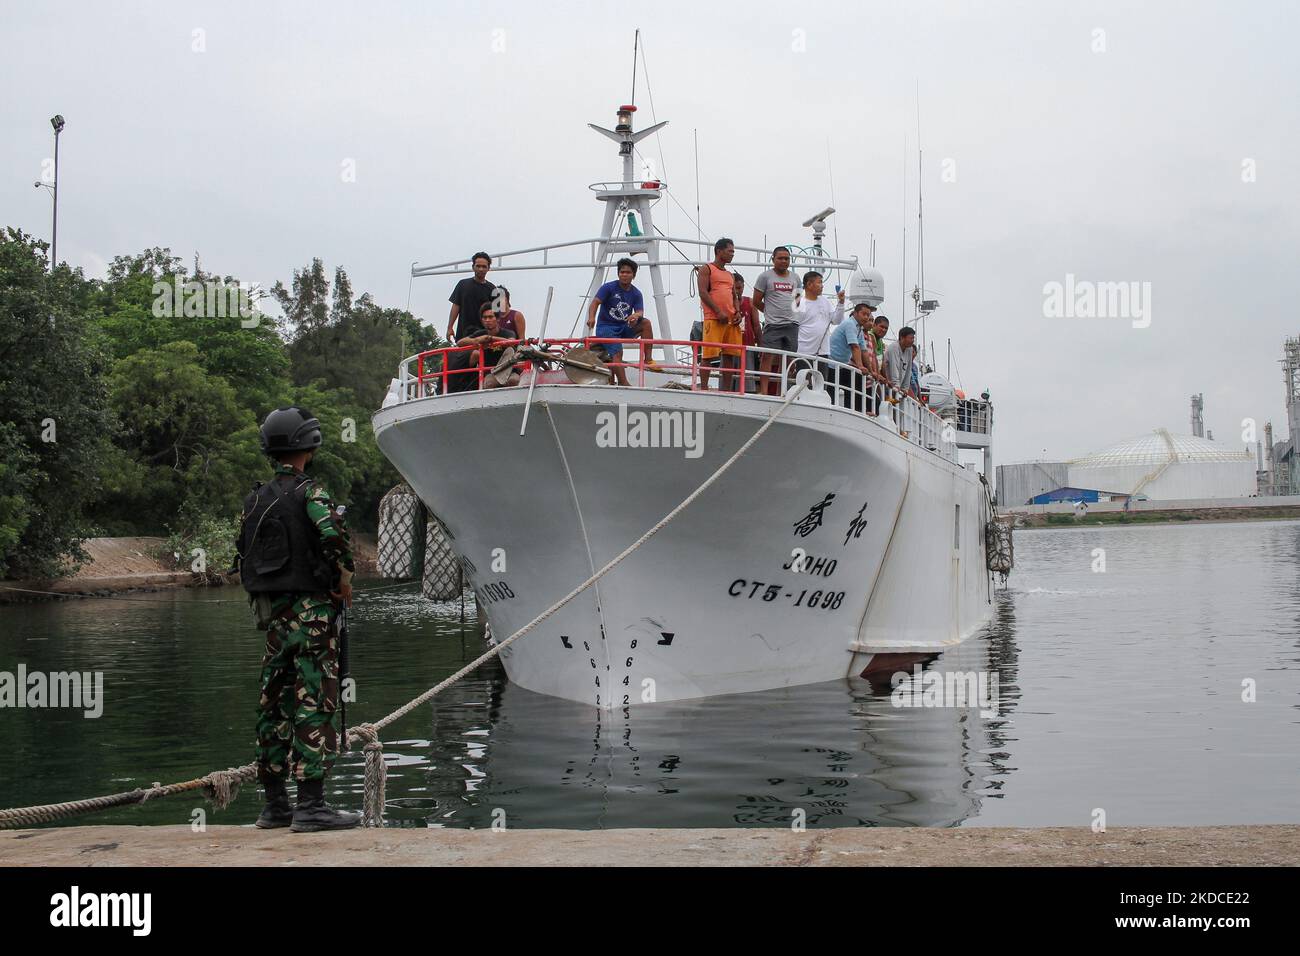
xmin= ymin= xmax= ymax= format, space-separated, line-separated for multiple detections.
xmin=519 ymin=286 xmax=555 ymax=436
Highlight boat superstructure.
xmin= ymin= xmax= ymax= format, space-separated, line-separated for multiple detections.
xmin=372 ymin=102 xmax=1000 ymax=707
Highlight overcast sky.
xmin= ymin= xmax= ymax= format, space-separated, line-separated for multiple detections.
xmin=4 ymin=0 xmax=1297 ymax=464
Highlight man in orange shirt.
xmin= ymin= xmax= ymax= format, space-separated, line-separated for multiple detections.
xmin=697 ymin=238 xmax=743 ymax=391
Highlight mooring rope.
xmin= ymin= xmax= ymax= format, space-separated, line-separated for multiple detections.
xmin=0 ymin=382 xmax=808 ymax=830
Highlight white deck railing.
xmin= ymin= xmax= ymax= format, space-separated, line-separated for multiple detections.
xmin=388 ymin=338 xmax=959 ymax=463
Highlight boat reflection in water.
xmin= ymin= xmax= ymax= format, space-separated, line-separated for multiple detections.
xmin=382 ymin=607 xmax=1018 ymax=829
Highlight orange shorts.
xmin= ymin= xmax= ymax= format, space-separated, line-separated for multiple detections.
xmin=700 ymin=318 xmax=744 ymax=360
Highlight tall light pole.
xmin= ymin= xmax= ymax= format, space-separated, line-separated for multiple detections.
xmin=50 ymin=114 xmax=64 ymax=269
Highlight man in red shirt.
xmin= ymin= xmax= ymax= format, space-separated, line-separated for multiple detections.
xmin=735 ymin=272 xmax=759 ymax=394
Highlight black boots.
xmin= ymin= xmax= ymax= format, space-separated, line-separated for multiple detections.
xmin=255 ymin=776 xmax=293 ymax=829
xmin=289 ymin=778 xmax=361 ymax=832
xmin=256 ymin=776 xmax=360 ymax=832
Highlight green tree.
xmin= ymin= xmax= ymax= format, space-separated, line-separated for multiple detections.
xmin=271 ymin=258 xmax=333 ymax=336
xmin=0 ymin=421 xmax=37 ymax=564
xmin=0 ymin=229 xmax=113 ymax=578
xmin=94 ymin=340 xmax=255 ymax=533
xmin=96 ymin=248 xmax=290 ymax=414
xmin=273 ymin=261 xmax=441 ymax=529
xmin=278 ymin=261 xmax=441 ymax=410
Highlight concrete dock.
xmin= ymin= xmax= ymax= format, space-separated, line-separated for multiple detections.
xmin=2 ymin=825 xmax=1297 ymax=866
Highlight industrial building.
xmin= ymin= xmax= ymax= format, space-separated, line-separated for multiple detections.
xmin=999 ymin=335 xmax=1300 ymax=506
xmin=997 ymin=431 xmax=1256 ymax=506
xmin=1261 ymin=335 xmax=1300 ymax=496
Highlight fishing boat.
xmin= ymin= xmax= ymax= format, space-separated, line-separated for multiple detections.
xmin=372 ymin=100 xmax=1004 ymax=708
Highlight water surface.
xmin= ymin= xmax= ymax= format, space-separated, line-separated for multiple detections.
xmin=1 ymin=519 xmax=1296 ymax=829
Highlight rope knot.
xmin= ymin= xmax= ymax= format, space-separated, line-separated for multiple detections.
xmin=351 ymin=723 xmax=387 ymax=828
xmin=202 ymin=768 xmax=250 ymax=811
xmin=139 ymin=782 xmax=166 ymax=804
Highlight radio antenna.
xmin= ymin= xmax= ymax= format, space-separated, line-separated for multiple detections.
xmin=826 ymin=137 xmax=841 ymax=284
xmin=900 ymin=129 xmax=907 ymax=339
xmin=630 ymin=29 xmax=640 ymax=106
xmin=917 ymin=86 xmax=925 ymax=366
xmin=694 ymin=128 xmax=702 ymax=245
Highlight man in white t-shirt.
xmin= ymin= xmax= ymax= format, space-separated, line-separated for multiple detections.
xmin=795 ymin=270 xmax=846 ymax=357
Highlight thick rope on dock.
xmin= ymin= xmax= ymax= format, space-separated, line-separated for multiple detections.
xmin=0 ymin=382 xmax=808 ymax=830
xmin=0 ymin=765 xmax=259 ymax=829
xmin=351 ymin=723 xmax=386 ymax=827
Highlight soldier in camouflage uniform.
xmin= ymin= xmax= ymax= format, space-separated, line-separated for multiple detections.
xmin=236 ymin=406 xmax=360 ymax=832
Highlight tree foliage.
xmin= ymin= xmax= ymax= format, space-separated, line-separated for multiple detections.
xmin=94 ymin=341 xmax=257 ymax=533
xmin=279 ymin=261 xmax=440 ymax=409
xmin=0 ymin=234 xmax=437 ymax=576
xmin=0 ymin=229 xmax=113 ymax=578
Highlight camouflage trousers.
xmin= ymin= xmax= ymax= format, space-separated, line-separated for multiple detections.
xmin=254 ymin=593 xmax=340 ymax=783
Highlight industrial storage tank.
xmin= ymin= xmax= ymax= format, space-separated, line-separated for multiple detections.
xmin=1067 ymin=430 xmax=1256 ymax=500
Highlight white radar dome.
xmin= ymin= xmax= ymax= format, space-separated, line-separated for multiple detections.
xmin=847 ymin=266 xmax=885 ymax=310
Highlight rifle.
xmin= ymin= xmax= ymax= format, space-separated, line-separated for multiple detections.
xmin=337 ymin=606 xmax=350 ymax=748
xmin=331 ymin=502 xmax=352 ymax=748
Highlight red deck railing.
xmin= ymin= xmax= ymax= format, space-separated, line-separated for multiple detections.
xmin=416 ymin=336 xmax=757 ymax=395
xmin=397 ymin=336 xmax=980 ymax=460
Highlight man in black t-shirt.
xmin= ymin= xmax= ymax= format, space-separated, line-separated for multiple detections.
xmin=446 ymin=252 xmax=498 ymax=342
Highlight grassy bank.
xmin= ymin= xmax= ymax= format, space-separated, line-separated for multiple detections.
xmin=1014 ymin=506 xmax=1300 ymax=528
xmin=0 ymin=534 xmax=378 ymax=603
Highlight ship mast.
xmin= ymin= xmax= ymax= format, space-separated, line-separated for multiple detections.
xmin=585 ymin=105 xmax=671 ymax=347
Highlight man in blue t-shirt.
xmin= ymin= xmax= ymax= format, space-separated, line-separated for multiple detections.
xmin=827 ymin=302 xmax=878 ymax=413
xmin=585 ymin=258 xmax=661 ymax=385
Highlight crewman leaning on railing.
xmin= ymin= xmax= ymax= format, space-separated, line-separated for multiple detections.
xmin=883 ymin=325 xmax=919 ymax=401
xmin=446 ymin=302 xmax=519 ymax=392
xmin=827 ymin=302 xmax=879 ymax=414
xmin=865 ymin=314 xmax=891 ymax=414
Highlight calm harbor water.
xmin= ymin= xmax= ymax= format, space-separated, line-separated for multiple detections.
xmin=1 ymin=519 xmax=1297 ymax=830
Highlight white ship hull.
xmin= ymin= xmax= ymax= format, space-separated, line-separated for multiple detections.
xmin=373 ymin=385 xmax=994 ymax=707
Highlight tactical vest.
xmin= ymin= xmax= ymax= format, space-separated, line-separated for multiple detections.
xmin=237 ymin=475 xmax=335 ymax=594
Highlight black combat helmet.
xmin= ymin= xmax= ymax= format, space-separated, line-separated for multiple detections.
xmin=259 ymin=406 xmax=323 ymax=454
